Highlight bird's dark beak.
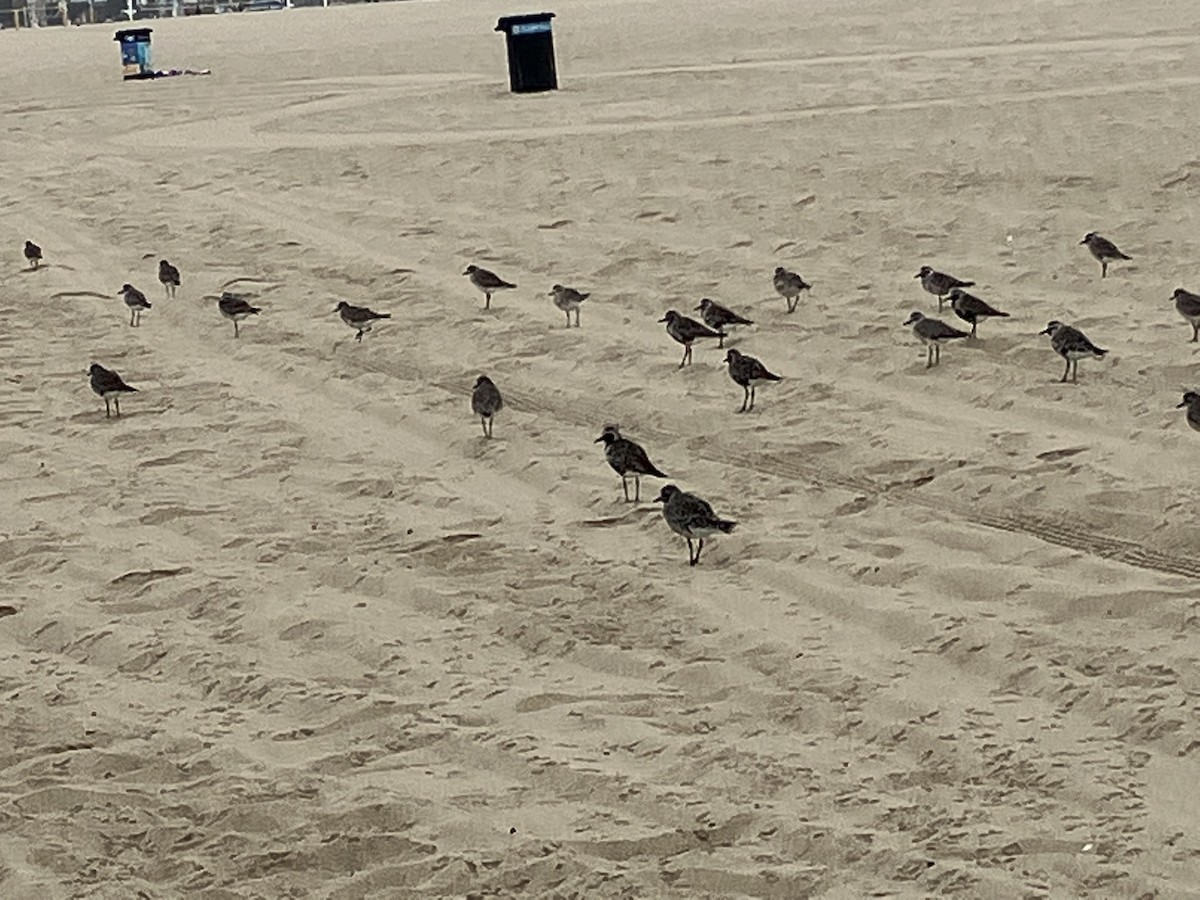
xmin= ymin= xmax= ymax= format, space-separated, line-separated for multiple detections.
xmin=694 ymin=304 xmax=702 ymax=311
xmin=462 ymin=268 xmax=470 ymax=275
xmin=913 ymin=273 xmax=921 ymax=279
xmin=593 ymin=436 xmax=603 ymax=443
xmin=1078 ymin=239 xmax=1087 ymax=245
xmin=1177 ymin=400 xmax=1189 ymax=408
xmin=658 ymin=316 xmax=668 ymax=323
xmin=1038 ymin=327 xmax=1051 ymax=335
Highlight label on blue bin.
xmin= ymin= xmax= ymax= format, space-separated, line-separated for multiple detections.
xmin=511 ymin=21 xmax=551 ymax=35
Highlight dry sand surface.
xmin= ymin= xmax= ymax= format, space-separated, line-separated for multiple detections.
xmin=2 ymin=0 xmax=1200 ymax=895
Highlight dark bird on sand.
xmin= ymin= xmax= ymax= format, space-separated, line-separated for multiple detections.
xmin=1039 ymin=320 xmax=1107 ymax=383
xmin=1080 ymin=232 xmax=1131 ymax=279
xmin=696 ymin=298 xmax=752 ymax=348
xmin=88 ymin=363 xmax=137 ymax=418
xmin=915 ymin=266 xmax=974 ymax=311
xmin=947 ymin=287 xmax=1009 ymax=337
xmin=119 ymin=283 xmax=151 ymax=327
xmin=904 ymin=311 xmax=969 ymax=368
xmin=659 ymin=310 xmax=723 ymax=368
xmin=218 ymin=292 xmax=261 ymax=338
xmin=471 ymin=375 xmax=503 ymax=438
xmin=158 ymin=259 xmax=181 ymax=299
xmin=595 ymin=423 xmax=667 ymax=503
xmin=24 ymin=240 xmax=42 ymax=270
xmin=655 ymin=484 xmax=736 ymax=567
xmin=723 ymin=348 xmax=781 ymax=413
xmin=336 ymin=300 xmax=390 ymax=343
xmin=464 ymin=265 xmax=516 ymax=309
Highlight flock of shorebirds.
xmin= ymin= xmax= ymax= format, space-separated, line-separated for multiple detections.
xmin=20 ymin=228 xmax=1200 ymax=565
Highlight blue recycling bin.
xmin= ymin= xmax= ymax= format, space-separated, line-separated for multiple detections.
xmin=495 ymin=12 xmax=557 ymax=93
xmin=114 ymin=28 xmax=154 ymax=81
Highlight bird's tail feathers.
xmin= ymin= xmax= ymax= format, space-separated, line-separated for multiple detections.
xmin=717 ymin=520 xmax=737 ymax=534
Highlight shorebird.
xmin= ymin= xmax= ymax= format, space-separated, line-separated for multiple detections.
xmin=1080 ymin=232 xmax=1130 ymax=279
xmin=1172 ymin=288 xmax=1200 ymax=342
xmin=773 ymin=266 xmax=811 ymax=313
xmin=594 ymin=423 xmax=667 ymax=502
xmin=471 ymin=375 xmax=503 ymax=438
xmin=464 ymin=265 xmax=516 ymax=309
xmin=697 ymin=298 xmax=752 ymax=348
xmin=23 ymin=240 xmax=42 ymax=270
xmin=1040 ymin=320 xmax=1107 ymax=383
xmin=655 ymin=484 xmax=736 ymax=567
xmin=549 ymin=284 xmax=588 ymax=327
xmin=119 ymin=283 xmax=151 ymax=327
xmin=88 ymin=363 xmax=137 ymax=418
xmin=947 ymin=288 xmax=1010 ymax=337
xmin=1176 ymin=391 xmax=1200 ymax=432
xmin=915 ymin=266 xmax=974 ymax=311
xmin=158 ymin=259 xmax=181 ymax=299
xmin=659 ymin=310 xmax=723 ymax=368
xmin=724 ymin=348 xmax=781 ymax=413
xmin=904 ymin=311 xmax=969 ymax=368
xmin=336 ymin=300 xmax=390 ymax=343
xmin=218 ymin=292 xmax=261 ymax=338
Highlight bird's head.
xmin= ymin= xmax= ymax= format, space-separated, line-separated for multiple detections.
xmin=549 ymin=284 xmax=563 ymax=296
xmin=118 ymin=283 xmax=133 ymax=295
xmin=463 ymin=265 xmax=478 ymax=276
xmin=655 ymin=484 xmax=681 ymax=504
xmin=723 ymin=349 xmax=741 ymax=364
xmin=1040 ymin=320 xmax=1063 ymax=336
xmin=1172 ymin=288 xmax=1188 ymax=301
xmin=594 ymin=423 xmax=621 ymax=444
xmin=335 ymin=301 xmax=349 ymax=312
xmin=915 ymin=266 xmax=932 ymax=279
xmin=696 ymin=298 xmax=713 ymax=313
xmin=903 ymin=311 xmax=925 ymax=326
xmin=1080 ymin=232 xmax=1096 ymax=245
xmin=658 ymin=310 xmax=679 ymax=324
xmin=474 ymin=375 xmax=493 ymax=389
xmin=88 ymin=363 xmax=102 ymax=376
xmin=1178 ymin=391 xmax=1200 ymax=409
xmin=774 ymin=266 xmax=785 ymax=276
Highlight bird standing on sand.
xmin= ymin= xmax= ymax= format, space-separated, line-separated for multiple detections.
xmin=697 ymin=298 xmax=753 ymax=348
xmin=1040 ymin=320 xmax=1107 ymax=383
xmin=218 ymin=292 xmax=261 ymax=338
xmin=724 ymin=348 xmax=781 ymax=413
xmin=594 ymin=423 xmax=667 ymax=503
xmin=471 ymin=375 xmax=503 ymax=438
xmin=464 ymin=265 xmax=516 ymax=309
xmin=549 ymin=284 xmax=588 ymax=327
xmin=915 ymin=266 xmax=974 ymax=311
xmin=1080 ymin=232 xmax=1131 ymax=279
xmin=336 ymin=300 xmax=390 ymax=343
xmin=119 ymin=283 xmax=151 ymax=327
xmin=1172 ymin=288 xmax=1200 ymax=342
xmin=904 ymin=311 xmax=969 ymax=369
xmin=947 ymin=288 xmax=1010 ymax=338
xmin=655 ymin=484 xmax=737 ymax=567
xmin=1176 ymin=391 xmax=1200 ymax=432
xmin=659 ymin=310 xmax=723 ymax=368
xmin=773 ymin=266 xmax=811 ymax=313
xmin=158 ymin=259 xmax=181 ymax=299
xmin=23 ymin=240 xmax=42 ymax=270
xmin=88 ymin=363 xmax=137 ymax=418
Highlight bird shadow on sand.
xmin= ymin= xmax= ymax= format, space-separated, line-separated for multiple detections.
xmin=19 ymin=263 xmax=75 ymax=274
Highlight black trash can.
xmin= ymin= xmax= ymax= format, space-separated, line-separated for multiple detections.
xmin=495 ymin=12 xmax=557 ymax=93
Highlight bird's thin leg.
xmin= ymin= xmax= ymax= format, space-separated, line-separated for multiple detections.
xmin=1060 ymin=359 xmax=1069 ymax=383
xmin=1101 ymin=262 xmax=1107 ymax=279
xmin=938 ymin=295 xmax=945 ymax=312
xmin=1192 ymin=323 xmax=1198 ymax=343
xmin=695 ymin=539 xmax=705 ymax=565
xmin=936 ymin=344 xmax=942 ymax=366
xmin=1072 ymin=361 xmax=1079 ymax=383
xmin=787 ymin=297 xmax=797 ymax=314
xmin=925 ymin=346 xmax=933 ymax=369
xmin=485 ymin=293 xmax=491 ymax=310
xmin=115 ymin=397 xmax=121 ymax=416
xmin=749 ymin=384 xmax=756 ymax=412
xmin=686 ymin=538 xmax=694 ymax=565
xmin=740 ymin=385 xmax=748 ymax=413
xmin=621 ymin=476 xmax=630 ymax=503
xmin=633 ymin=475 xmax=641 ymax=503
xmin=971 ymin=321 xmax=978 ymax=338
xmin=234 ymin=321 xmax=240 ymax=338
xmin=575 ymin=309 xmax=581 ymax=327
xmin=564 ymin=310 xmax=570 ymax=328
xmin=718 ymin=332 xmax=725 ymax=349
xmin=104 ymin=398 xmax=111 ymax=418
xmin=679 ymin=346 xmax=687 ymax=369
xmin=356 ymin=330 xmax=363 ymax=343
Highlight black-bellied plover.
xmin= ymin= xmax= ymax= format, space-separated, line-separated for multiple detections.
xmin=773 ymin=266 xmax=811 ymax=313
xmin=471 ymin=375 xmax=503 ymax=438
xmin=1172 ymin=288 xmax=1200 ymax=342
xmin=88 ymin=363 xmax=137 ymax=418
xmin=904 ymin=311 xmax=969 ymax=368
xmin=697 ymin=298 xmax=752 ymax=348
xmin=336 ymin=300 xmax=390 ymax=343
xmin=549 ymin=284 xmax=588 ymax=327
xmin=1080 ymin=232 xmax=1130 ymax=279
xmin=1176 ymin=391 xmax=1200 ymax=432
xmin=464 ymin=265 xmax=516 ymax=309
xmin=158 ymin=259 xmax=181 ymax=299
xmin=594 ymin=423 xmax=667 ymax=502
xmin=23 ymin=240 xmax=42 ymax=270
xmin=1039 ymin=320 xmax=1107 ymax=383
xmin=724 ymin=348 xmax=780 ymax=412
xmin=119 ymin=283 xmax=151 ymax=327
xmin=915 ymin=266 xmax=974 ymax=311
xmin=655 ymin=484 xmax=736 ymax=567
xmin=659 ymin=310 xmax=722 ymax=368
xmin=947 ymin=287 xmax=1010 ymax=337
xmin=218 ymin=292 xmax=261 ymax=338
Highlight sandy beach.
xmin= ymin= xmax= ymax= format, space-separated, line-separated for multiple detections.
xmin=1 ymin=0 xmax=1199 ymax=895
